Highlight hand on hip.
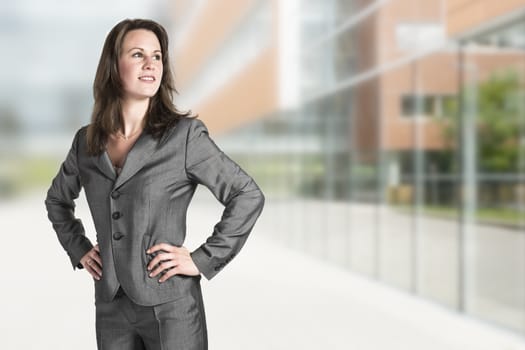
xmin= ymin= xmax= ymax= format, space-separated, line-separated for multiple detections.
xmin=146 ymin=243 xmax=200 ymax=283
xmin=80 ymin=244 xmax=102 ymax=280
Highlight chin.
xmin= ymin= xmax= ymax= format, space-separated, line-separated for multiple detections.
xmin=136 ymin=90 xmax=160 ymax=99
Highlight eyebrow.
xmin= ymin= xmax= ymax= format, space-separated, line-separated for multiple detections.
xmin=127 ymin=47 xmax=162 ymax=53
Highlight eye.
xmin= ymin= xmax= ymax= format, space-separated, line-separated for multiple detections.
xmin=132 ymin=52 xmax=143 ymax=58
xmin=153 ymin=54 xmax=162 ymax=61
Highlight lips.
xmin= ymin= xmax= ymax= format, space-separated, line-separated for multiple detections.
xmin=138 ymin=76 xmax=156 ymax=81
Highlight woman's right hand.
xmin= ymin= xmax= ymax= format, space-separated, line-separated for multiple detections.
xmin=80 ymin=244 xmax=103 ymax=280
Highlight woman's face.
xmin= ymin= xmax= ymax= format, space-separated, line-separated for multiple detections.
xmin=118 ymin=29 xmax=163 ymax=101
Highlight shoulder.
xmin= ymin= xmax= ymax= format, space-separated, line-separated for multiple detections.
xmin=76 ymin=124 xmax=89 ymax=138
xmin=65 ymin=124 xmax=96 ymax=159
xmin=159 ymin=117 xmax=209 ymax=145
xmin=184 ymin=118 xmax=216 ymax=151
xmin=178 ymin=116 xmax=207 ymax=131
xmin=66 ymin=124 xmax=89 ymax=148
xmin=72 ymin=124 xmax=90 ymax=149
xmin=186 ymin=117 xmax=209 ymax=139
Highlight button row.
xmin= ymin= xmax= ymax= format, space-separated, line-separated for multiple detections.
xmin=111 ymin=192 xmax=122 ymax=240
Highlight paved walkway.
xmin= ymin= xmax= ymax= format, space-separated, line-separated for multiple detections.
xmin=1 ymin=189 xmax=524 ymax=349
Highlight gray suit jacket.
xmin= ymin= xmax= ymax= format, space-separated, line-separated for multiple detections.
xmin=45 ymin=117 xmax=265 ymax=306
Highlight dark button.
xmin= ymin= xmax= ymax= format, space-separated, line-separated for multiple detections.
xmin=214 ymin=263 xmax=225 ymax=271
xmin=112 ymin=211 xmax=121 ymax=220
xmin=113 ymin=232 xmax=124 ymax=240
xmin=111 ymin=191 xmax=121 ymax=199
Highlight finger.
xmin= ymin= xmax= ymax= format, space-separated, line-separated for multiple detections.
xmin=85 ymin=265 xmax=101 ymax=280
xmin=147 ymin=243 xmax=177 ymax=254
xmin=94 ymin=244 xmax=100 ymax=252
xmin=148 ymin=252 xmax=176 ymax=272
xmin=86 ymin=259 xmax=102 ymax=275
xmin=82 ymin=257 xmax=102 ymax=277
xmin=149 ymin=259 xmax=177 ymax=277
xmin=81 ymin=257 xmax=90 ymax=268
xmin=90 ymin=252 xmax=103 ymax=267
xmin=90 ymin=261 xmax=103 ymax=276
xmin=159 ymin=267 xmax=178 ymax=283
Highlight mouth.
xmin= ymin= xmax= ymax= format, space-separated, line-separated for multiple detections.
xmin=138 ymin=76 xmax=156 ymax=82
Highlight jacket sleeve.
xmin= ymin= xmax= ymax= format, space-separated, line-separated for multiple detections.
xmin=185 ymin=118 xmax=265 ymax=280
xmin=45 ymin=128 xmax=93 ymax=270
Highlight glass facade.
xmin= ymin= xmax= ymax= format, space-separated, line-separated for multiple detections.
xmin=220 ymin=1 xmax=525 ymax=333
xmin=462 ymin=20 xmax=525 ymax=330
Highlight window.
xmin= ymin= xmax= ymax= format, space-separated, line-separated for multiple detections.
xmin=401 ymin=94 xmax=458 ymax=118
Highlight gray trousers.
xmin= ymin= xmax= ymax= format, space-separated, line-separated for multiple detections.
xmin=95 ymin=284 xmax=208 ymax=350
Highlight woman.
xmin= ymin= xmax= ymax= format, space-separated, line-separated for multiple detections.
xmin=45 ymin=18 xmax=265 ymax=350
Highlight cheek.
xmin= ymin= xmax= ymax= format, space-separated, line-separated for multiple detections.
xmin=155 ymin=65 xmax=163 ymax=88
xmin=118 ymin=61 xmax=135 ymax=85
xmin=157 ymin=64 xmax=163 ymax=79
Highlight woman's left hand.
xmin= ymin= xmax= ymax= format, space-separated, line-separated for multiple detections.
xmin=146 ymin=243 xmax=200 ymax=282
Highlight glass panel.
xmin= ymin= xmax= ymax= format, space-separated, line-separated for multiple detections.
xmin=463 ymin=18 xmax=525 ymax=332
xmin=302 ymin=39 xmax=337 ymax=97
xmin=415 ymin=51 xmax=461 ymax=308
xmin=349 ymin=78 xmax=380 ymax=276
xmin=296 ymin=101 xmax=327 ymax=256
xmin=379 ymin=63 xmax=417 ymax=291
xmin=322 ymin=92 xmax=352 ymax=265
xmin=334 ymin=13 xmax=379 ymax=83
xmin=300 ymin=0 xmax=337 ymax=96
xmin=334 ymin=0 xmax=376 ymax=26
xmin=299 ymin=0 xmax=337 ymax=43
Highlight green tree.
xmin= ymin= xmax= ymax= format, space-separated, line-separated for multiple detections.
xmin=477 ymin=71 xmax=524 ymax=172
xmin=442 ymin=70 xmax=525 ymax=173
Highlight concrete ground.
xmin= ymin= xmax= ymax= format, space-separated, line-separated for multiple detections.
xmin=1 ymin=188 xmax=524 ymax=349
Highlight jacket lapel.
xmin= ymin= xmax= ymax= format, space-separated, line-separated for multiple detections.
xmin=95 ymin=151 xmax=117 ymax=181
xmin=113 ymin=131 xmax=158 ymax=189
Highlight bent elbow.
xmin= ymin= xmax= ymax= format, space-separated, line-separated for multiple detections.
xmin=258 ymin=189 xmax=265 ymax=209
xmin=254 ymin=187 xmax=265 ymax=214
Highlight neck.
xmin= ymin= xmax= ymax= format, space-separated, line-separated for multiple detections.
xmin=120 ymin=97 xmax=149 ymax=135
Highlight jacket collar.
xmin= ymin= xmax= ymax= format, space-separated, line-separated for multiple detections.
xmin=95 ymin=151 xmax=116 ymax=182
xmin=94 ymin=131 xmax=159 ymax=189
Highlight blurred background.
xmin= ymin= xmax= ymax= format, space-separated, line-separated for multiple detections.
xmin=2 ymin=0 xmax=525 ymax=349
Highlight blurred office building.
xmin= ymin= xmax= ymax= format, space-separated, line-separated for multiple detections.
xmin=172 ymin=0 xmax=525 ymax=334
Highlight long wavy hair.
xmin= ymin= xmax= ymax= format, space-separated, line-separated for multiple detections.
xmin=86 ymin=18 xmax=193 ymax=156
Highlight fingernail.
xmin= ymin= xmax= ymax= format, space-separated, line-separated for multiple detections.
xmin=149 ymin=273 xmax=153 ymax=277
xmin=146 ymin=249 xmax=150 ymax=253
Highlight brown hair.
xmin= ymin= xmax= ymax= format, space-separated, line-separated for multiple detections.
xmin=86 ymin=18 xmax=193 ymax=155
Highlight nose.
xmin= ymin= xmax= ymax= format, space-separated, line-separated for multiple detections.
xmin=143 ymin=56 xmax=155 ymax=70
